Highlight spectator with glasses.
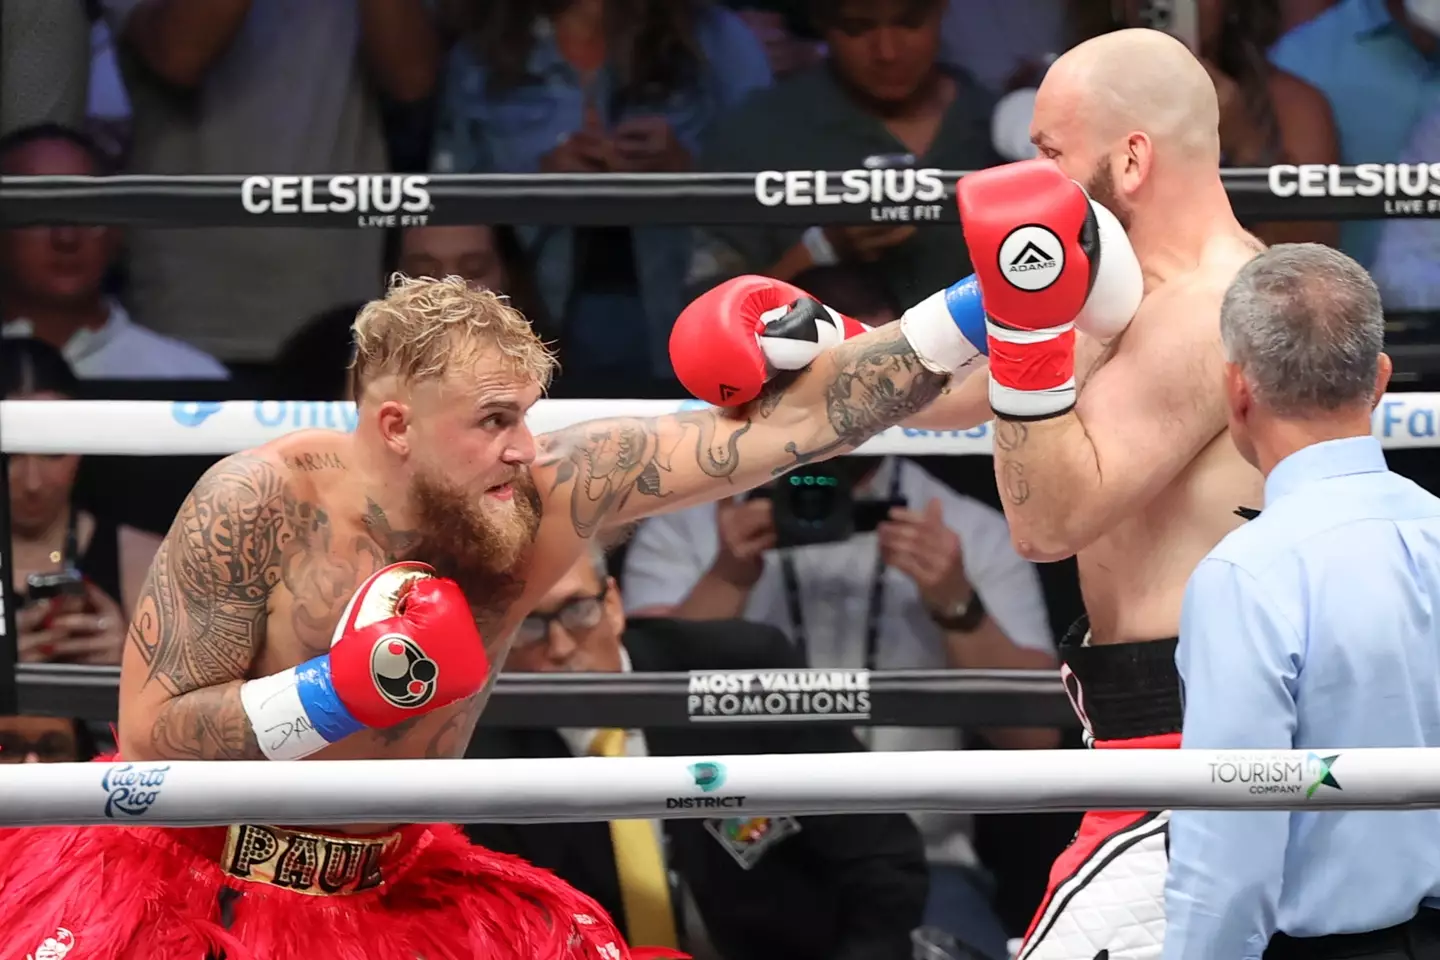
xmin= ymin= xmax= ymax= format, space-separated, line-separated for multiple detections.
xmin=0 ymin=717 xmax=96 ymax=764
xmin=466 ymin=544 xmax=928 ymax=960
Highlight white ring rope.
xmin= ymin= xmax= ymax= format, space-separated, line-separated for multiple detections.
xmin=5 ymin=395 xmax=1440 ymax=456
xmin=3 ymin=749 xmax=1435 ymax=827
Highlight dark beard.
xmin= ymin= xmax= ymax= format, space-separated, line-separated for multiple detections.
xmin=408 ymin=468 xmax=542 ymax=628
xmin=1085 ymin=161 xmax=1132 ymax=232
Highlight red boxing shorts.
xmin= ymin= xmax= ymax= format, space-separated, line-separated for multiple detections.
xmin=1016 ymin=619 xmax=1183 ymax=960
xmin=0 ymin=759 xmax=687 ymax=960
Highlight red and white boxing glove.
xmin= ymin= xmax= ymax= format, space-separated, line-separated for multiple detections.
xmin=669 ymin=271 xmax=997 ymax=407
xmin=959 ymin=159 xmax=1142 ymax=419
xmin=669 ymin=276 xmax=871 ymax=406
xmin=240 ymin=562 xmax=489 ymax=760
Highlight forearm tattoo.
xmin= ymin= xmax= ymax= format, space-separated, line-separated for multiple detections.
xmin=778 ymin=329 xmax=950 ymax=471
xmin=148 ymin=684 xmax=262 ymax=761
xmin=537 ymin=327 xmax=948 ymax=537
xmin=993 ymin=420 xmax=1032 ymax=506
xmin=535 ymin=411 xmax=747 ymax=538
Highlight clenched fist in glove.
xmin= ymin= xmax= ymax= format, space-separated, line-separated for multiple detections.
xmin=958 ymin=158 xmax=1143 ymax=419
xmin=240 ymin=562 xmax=489 ymax=760
xmin=669 ymin=271 xmax=997 ymax=408
xmin=669 ymin=276 xmax=871 ymax=407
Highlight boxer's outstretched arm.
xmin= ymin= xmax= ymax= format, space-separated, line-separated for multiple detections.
xmin=992 ymin=282 xmax=1231 ymax=562
xmin=117 ymin=454 xmax=283 ymax=761
xmin=534 ymin=323 xmax=949 ymax=538
xmin=900 ymin=360 xmax=993 ymax=431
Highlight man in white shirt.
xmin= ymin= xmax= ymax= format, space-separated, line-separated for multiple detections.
xmin=0 ymin=125 xmax=228 ymax=380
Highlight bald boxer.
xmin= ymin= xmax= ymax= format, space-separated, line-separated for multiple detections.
xmin=904 ymin=28 xmax=1267 ymax=960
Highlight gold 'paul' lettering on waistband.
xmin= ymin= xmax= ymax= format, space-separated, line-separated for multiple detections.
xmin=222 ymin=824 xmax=399 ymax=896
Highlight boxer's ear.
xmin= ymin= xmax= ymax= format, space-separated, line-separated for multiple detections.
xmin=1119 ymin=131 xmax=1153 ymax=197
xmin=375 ymin=397 xmax=413 ymax=456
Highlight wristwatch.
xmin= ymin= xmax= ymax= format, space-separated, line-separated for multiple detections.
xmin=929 ymin=590 xmax=986 ymax=633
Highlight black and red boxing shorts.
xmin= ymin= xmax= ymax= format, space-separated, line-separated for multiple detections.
xmin=1016 ymin=618 xmax=1183 ymax=960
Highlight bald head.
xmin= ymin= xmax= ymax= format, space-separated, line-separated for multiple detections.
xmin=1028 ymin=29 xmax=1222 ymax=231
xmin=1043 ymin=29 xmax=1220 ymax=161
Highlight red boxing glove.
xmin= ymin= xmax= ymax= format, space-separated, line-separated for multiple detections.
xmin=960 ymin=160 xmax=1143 ymax=419
xmin=328 ymin=563 xmax=489 ymax=729
xmin=959 ymin=160 xmax=1098 ymax=419
xmin=670 ymin=275 xmax=868 ymax=407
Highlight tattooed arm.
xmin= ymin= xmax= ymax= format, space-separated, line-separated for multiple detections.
xmin=992 ymin=282 xmax=1232 ymax=562
xmin=534 ymin=323 xmax=951 ymax=539
xmin=118 ymin=454 xmax=288 ymax=761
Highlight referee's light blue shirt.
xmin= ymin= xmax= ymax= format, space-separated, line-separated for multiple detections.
xmin=1163 ymin=436 xmax=1440 ymax=960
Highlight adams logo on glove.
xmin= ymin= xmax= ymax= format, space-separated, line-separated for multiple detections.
xmin=998 ymin=225 xmax=1065 ymax=291
xmin=370 ymin=634 xmax=439 ymax=709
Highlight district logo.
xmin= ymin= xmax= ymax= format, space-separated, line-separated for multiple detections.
xmin=1306 ymin=752 xmax=1342 ymax=798
xmin=689 ymin=761 xmax=726 ymax=792
xmin=997 ymin=225 xmax=1065 ymax=292
xmin=370 ymin=635 xmax=438 ymax=708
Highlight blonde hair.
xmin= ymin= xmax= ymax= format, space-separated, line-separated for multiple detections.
xmin=351 ymin=274 xmax=556 ymax=397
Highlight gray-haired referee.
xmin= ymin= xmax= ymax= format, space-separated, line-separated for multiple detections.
xmin=1163 ymin=244 xmax=1440 ymax=960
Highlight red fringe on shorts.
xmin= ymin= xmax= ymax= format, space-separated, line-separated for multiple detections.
xmin=0 ymin=821 xmax=687 ymax=960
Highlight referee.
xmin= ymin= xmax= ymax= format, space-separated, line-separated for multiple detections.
xmin=1163 ymin=244 xmax=1440 ymax=960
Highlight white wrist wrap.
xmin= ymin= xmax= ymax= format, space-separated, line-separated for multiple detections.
xmin=985 ymin=319 xmax=1078 ymax=418
xmin=241 ymin=669 xmax=330 ymax=761
xmin=900 ymin=291 xmax=984 ymax=375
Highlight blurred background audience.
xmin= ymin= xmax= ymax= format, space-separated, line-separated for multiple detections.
xmin=0 ymin=125 xmax=230 ymax=380
xmin=433 ymin=0 xmax=771 ymax=380
xmin=94 ymin=0 xmax=438 ymax=370
xmin=691 ymin=0 xmax=998 ymax=311
xmin=2 ymin=0 xmax=91 ymax=137
xmin=1269 ymin=0 xmax=1440 ymax=267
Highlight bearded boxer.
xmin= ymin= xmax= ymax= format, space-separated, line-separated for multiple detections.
xmin=889 ymin=29 xmax=1267 ymax=960
xmin=0 ymin=250 xmax=1024 ymax=960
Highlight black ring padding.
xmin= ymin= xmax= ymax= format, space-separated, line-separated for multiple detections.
xmin=16 ymin=663 xmax=1078 ymax=729
xmin=0 ymin=166 xmax=1418 ymax=227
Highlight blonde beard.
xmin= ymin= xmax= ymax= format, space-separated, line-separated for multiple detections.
xmin=479 ymin=495 xmax=534 ymax=570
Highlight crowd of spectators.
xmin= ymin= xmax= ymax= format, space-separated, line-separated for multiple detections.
xmin=3 ymin=0 xmax=1440 ymax=958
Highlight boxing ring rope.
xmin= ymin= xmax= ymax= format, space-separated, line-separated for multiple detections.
xmin=13 ymin=661 xmax=1076 ymax=728
xmin=0 ymin=164 xmax=1433 ymax=227
xmin=7 ymin=394 xmax=1440 ymax=456
xmin=0 ymin=749 xmax=1428 ymax=827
